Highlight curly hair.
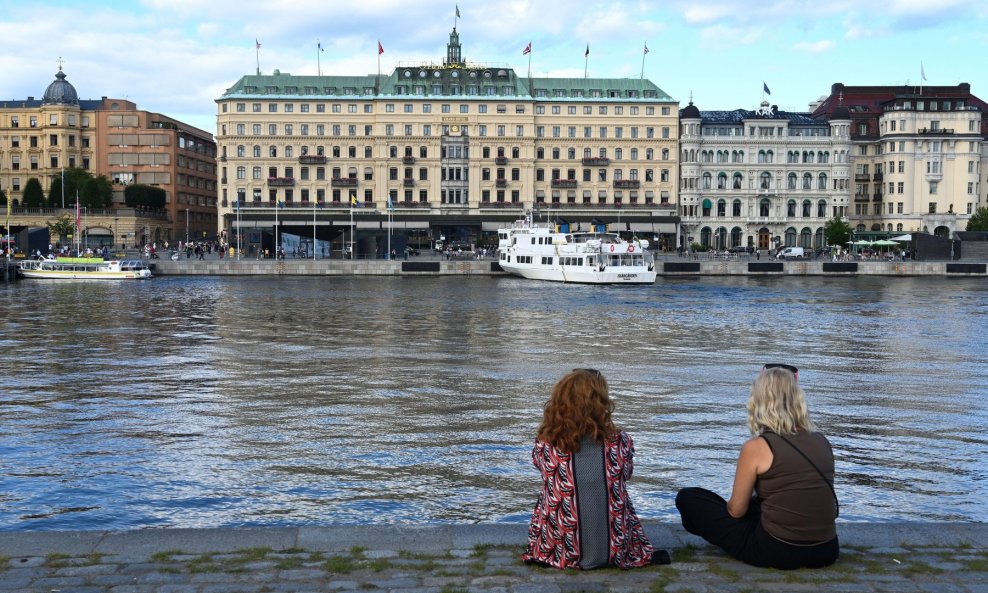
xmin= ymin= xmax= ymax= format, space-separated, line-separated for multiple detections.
xmin=747 ymin=366 xmax=814 ymax=436
xmin=537 ymin=369 xmax=617 ymax=453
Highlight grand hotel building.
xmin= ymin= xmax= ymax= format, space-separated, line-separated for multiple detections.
xmin=215 ymin=29 xmax=680 ymax=255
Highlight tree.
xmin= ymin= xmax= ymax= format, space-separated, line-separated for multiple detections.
xmin=49 ymin=168 xmax=97 ymax=208
xmin=824 ymin=216 xmax=851 ymax=247
xmin=967 ymin=206 xmax=988 ymax=232
xmin=46 ymin=213 xmax=75 ymax=245
xmin=22 ymin=178 xmax=46 ymax=208
xmin=80 ymin=176 xmax=112 ymax=208
xmin=47 ymin=175 xmax=63 ymax=208
xmin=124 ymin=184 xmax=166 ymax=209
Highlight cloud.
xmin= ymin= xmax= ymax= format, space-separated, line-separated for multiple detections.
xmin=792 ymin=40 xmax=835 ymax=53
xmin=682 ymin=4 xmax=734 ymax=25
xmin=699 ymin=25 xmax=762 ymax=47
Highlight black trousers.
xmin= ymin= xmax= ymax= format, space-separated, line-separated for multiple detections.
xmin=675 ymin=487 xmax=839 ymax=570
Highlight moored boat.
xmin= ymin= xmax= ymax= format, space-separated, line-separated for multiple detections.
xmin=497 ymin=213 xmax=656 ymax=284
xmin=16 ymin=256 xmax=152 ymax=280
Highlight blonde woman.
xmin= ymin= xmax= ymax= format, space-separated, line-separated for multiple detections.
xmin=675 ymin=365 xmax=839 ymax=569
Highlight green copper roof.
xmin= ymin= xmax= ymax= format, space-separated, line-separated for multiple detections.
xmin=219 ymin=70 xmax=673 ymax=102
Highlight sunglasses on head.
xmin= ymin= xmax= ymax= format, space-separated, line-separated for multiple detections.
xmin=574 ymin=368 xmax=602 ymax=378
xmin=763 ymin=363 xmax=799 ymax=377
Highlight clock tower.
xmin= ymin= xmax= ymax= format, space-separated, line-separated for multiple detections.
xmin=444 ymin=28 xmax=464 ymax=67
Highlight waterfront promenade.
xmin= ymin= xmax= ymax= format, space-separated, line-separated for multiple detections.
xmin=146 ymin=252 xmax=987 ymax=277
xmin=2 ymin=522 xmax=986 ymax=592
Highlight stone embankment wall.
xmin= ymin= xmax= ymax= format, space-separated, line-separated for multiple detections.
xmin=148 ymin=259 xmax=988 ymax=277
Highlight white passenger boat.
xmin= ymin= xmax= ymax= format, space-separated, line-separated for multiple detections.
xmin=17 ymin=256 xmax=152 ymax=280
xmin=497 ymin=214 xmax=656 ymax=284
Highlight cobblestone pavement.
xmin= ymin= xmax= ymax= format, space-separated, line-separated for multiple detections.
xmin=1 ymin=523 xmax=986 ymax=593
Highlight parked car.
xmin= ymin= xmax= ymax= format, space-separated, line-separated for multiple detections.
xmin=728 ymin=246 xmax=754 ymax=254
xmin=776 ymin=247 xmax=805 ymax=260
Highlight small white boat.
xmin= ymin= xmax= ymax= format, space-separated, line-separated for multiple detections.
xmin=497 ymin=213 xmax=656 ymax=284
xmin=17 ymin=256 xmax=152 ymax=280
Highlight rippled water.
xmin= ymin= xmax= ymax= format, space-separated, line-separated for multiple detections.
xmin=1 ymin=275 xmax=986 ymax=530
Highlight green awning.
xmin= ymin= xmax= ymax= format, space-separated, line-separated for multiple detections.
xmin=702 ymin=198 xmax=712 ymax=209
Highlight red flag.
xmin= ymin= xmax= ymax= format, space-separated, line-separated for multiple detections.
xmin=523 ymin=42 xmax=531 ymax=55
xmin=378 ymin=41 xmax=384 ymax=55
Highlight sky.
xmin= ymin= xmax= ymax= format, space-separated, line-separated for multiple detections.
xmin=2 ymin=0 xmax=987 ymax=135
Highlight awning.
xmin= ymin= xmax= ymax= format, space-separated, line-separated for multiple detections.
xmin=890 ymin=234 xmax=912 ymax=241
xmin=702 ymin=198 xmax=712 ymax=209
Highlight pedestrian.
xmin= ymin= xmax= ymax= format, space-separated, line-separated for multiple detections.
xmin=522 ymin=369 xmax=670 ymax=569
xmin=675 ymin=365 xmax=839 ymax=570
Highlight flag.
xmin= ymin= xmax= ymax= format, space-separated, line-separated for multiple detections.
xmin=455 ymin=4 xmax=460 ymax=17
xmin=523 ymin=42 xmax=531 ymax=55
xmin=255 ymin=39 xmax=261 ymax=49
xmin=644 ymin=42 xmax=649 ymax=55
xmin=378 ymin=41 xmax=384 ymax=55
xmin=763 ymin=82 xmax=771 ymax=95
xmin=387 ymin=196 xmax=394 ymax=211
xmin=350 ymin=194 xmax=360 ymax=207
xmin=921 ymin=62 xmax=927 ymax=81
xmin=318 ymin=42 xmax=323 ymax=52
xmin=75 ymin=199 xmax=80 ymax=232
xmin=585 ymin=44 xmax=590 ymax=58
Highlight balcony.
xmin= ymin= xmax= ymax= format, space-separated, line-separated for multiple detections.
xmin=582 ymin=157 xmax=611 ymax=166
xmin=873 ymin=172 xmax=884 ymax=182
xmin=402 ymin=177 xmax=415 ymax=187
xmin=402 ymin=155 xmax=416 ymax=164
xmin=614 ymin=179 xmax=640 ymax=189
xmin=917 ymin=127 xmax=954 ymax=134
xmin=394 ymin=201 xmax=433 ymax=208
xmin=873 ymin=193 xmax=883 ymax=202
xmin=495 ymin=178 xmax=508 ymax=188
xmin=854 ymin=194 xmax=870 ymax=202
xmin=331 ymin=177 xmax=358 ymax=187
xmin=854 ymin=173 xmax=871 ymax=182
xmin=299 ymin=155 xmax=327 ymax=164
xmin=495 ymin=157 xmax=508 ymax=165
xmin=267 ymin=177 xmax=295 ymax=187
xmin=551 ymin=179 xmax=577 ymax=188
xmin=219 ymin=155 xmax=227 ymax=162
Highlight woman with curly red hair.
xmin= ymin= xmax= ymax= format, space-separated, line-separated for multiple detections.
xmin=522 ymin=369 xmax=669 ymax=569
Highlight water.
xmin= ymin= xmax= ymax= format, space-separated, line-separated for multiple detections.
xmin=1 ymin=275 xmax=986 ymax=530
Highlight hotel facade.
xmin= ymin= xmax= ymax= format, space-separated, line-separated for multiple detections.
xmin=214 ymin=29 xmax=681 ymax=256
xmin=678 ymin=100 xmax=852 ymax=252
xmin=0 ymin=68 xmax=218 ymax=245
xmin=811 ymin=82 xmax=987 ymax=238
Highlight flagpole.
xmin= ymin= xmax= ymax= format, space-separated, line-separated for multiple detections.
xmin=236 ymin=200 xmax=240 ymax=260
xmin=317 ymin=41 xmax=321 ymax=76
xmin=313 ymin=199 xmax=317 ymax=261
xmin=584 ymin=45 xmax=589 ymax=79
xmin=640 ymin=43 xmax=647 ymax=80
xmin=255 ymin=39 xmax=260 ymax=75
xmin=349 ymin=193 xmax=354 ymax=259
xmin=274 ymin=200 xmax=278 ymax=259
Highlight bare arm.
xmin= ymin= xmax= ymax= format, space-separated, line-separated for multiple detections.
xmin=726 ymin=436 xmax=773 ymax=518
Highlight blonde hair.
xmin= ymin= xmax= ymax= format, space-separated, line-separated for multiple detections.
xmin=537 ymin=369 xmax=616 ymax=453
xmin=747 ymin=367 xmax=814 ymax=436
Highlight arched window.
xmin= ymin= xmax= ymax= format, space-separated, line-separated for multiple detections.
xmin=760 ymin=198 xmax=771 ymax=216
xmin=800 ymin=227 xmax=812 ymax=248
xmin=818 ymin=199 xmax=827 ymax=217
xmin=785 ymin=227 xmax=797 ymax=246
xmin=717 ymin=199 xmax=726 ymax=216
xmin=818 ymin=173 xmax=828 ymax=190
xmin=802 ymin=173 xmax=813 ymax=190
xmin=856 ymin=224 xmax=866 ymax=232
xmin=552 ymin=148 xmax=560 ymax=159
xmin=715 ymin=227 xmax=728 ymax=249
xmin=758 ymin=150 xmax=767 ymax=163
xmin=700 ymin=227 xmax=712 ymax=248
xmin=702 ymin=172 xmax=712 ymax=189
xmin=237 ymin=145 xmax=245 ymax=157
xmin=731 ymin=226 xmax=743 ymax=248
xmin=733 ymin=172 xmax=743 ymax=189
xmin=253 ymin=145 xmax=261 ymax=157
xmin=717 ymin=172 xmax=727 ymax=189
xmin=897 ymin=223 xmax=903 ymax=232
xmin=787 ymin=199 xmax=797 ymax=217
xmin=788 ymin=173 xmax=798 ymax=190
xmin=814 ymin=228 xmax=824 ymax=248
xmin=821 ymin=151 xmax=829 ymax=163
xmin=661 ymin=148 xmax=669 ymax=160
xmin=732 ymin=199 xmax=742 ymax=216
xmin=646 ymin=148 xmax=654 ymax=160
xmin=536 ymin=147 xmax=544 ymax=159
xmin=766 ymin=150 xmax=774 ymax=163
xmin=760 ymin=172 xmax=772 ymax=189
xmin=568 ymin=148 xmax=576 ymax=159
xmin=802 ymin=200 xmax=812 ymax=217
